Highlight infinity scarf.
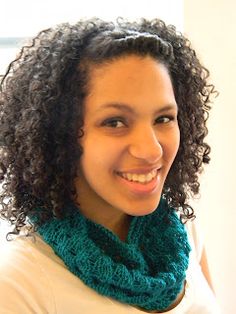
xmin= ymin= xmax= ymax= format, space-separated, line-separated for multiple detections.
xmin=36 ymin=198 xmax=191 ymax=311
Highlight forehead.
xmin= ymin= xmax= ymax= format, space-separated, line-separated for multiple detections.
xmin=85 ymin=55 xmax=174 ymax=102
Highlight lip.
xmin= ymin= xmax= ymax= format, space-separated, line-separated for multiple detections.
xmin=116 ymin=169 xmax=161 ymax=196
xmin=117 ymin=166 xmax=162 ymax=175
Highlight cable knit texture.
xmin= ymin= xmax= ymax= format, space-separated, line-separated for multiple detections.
xmin=36 ymin=198 xmax=191 ymax=311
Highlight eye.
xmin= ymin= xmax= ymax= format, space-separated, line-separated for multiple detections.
xmin=155 ymin=115 xmax=175 ymax=124
xmin=101 ymin=117 xmax=126 ymax=128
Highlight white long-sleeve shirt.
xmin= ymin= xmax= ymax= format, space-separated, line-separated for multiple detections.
xmin=0 ymin=220 xmax=221 ymax=314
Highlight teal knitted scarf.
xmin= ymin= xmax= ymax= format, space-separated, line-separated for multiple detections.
xmin=36 ymin=198 xmax=191 ymax=311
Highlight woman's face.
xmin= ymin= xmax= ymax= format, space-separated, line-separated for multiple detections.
xmin=76 ymin=55 xmax=180 ymax=217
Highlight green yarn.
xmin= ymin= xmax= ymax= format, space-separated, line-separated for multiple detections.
xmin=36 ymin=198 xmax=191 ymax=311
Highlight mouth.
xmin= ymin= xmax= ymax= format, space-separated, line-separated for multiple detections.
xmin=116 ymin=168 xmax=161 ymax=196
xmin=117 ymin=169 xmax=157 ymax=184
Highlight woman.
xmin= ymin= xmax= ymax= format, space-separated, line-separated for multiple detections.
xmin=0 ymin=18 xmax=220 ymax=313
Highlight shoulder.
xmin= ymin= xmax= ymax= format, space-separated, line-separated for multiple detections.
xmin=185 ymin=217 xmax=204 ymax=263
xmin=0 ymin=234 xmax=56 ymax=313
xmin=0 ymin=232 xmax=92 ymax=313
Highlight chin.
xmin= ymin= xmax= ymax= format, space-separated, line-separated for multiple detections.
xmin=124 ymin=194 xmax=162 ymax=217
xmin=126 ymin=205 xmax=159 ymax=217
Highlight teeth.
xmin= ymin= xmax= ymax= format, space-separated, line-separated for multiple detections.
xmin=127 ymin=173 xmax=133 ymax=181
xmin=120 ymin=170 xmax=157 ymax=183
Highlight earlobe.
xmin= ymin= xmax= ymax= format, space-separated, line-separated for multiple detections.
xmin=78 ymin=128 xmax=84 ymax=139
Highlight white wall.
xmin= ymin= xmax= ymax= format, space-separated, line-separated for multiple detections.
xmin=0 ymin=0 xmax=183 ymax=74
xmin=0 ymin=0 xmax=183 ymax=37
xmin=184 ymin=1 xmax=236 ymax=313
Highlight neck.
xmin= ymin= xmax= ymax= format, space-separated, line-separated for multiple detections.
xmin=74 ymin=176 xmax=132 ymax=241
xmin=78 ymin=202 xmax=131 ymax=241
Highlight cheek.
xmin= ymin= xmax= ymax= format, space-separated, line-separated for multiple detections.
xmin=164 ymin=129 xmax=180 ymax=164
xmin=80 ymin=137 xmax=123 ymax=174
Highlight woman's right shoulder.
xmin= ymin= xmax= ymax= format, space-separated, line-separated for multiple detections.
xmin=0 ymin=232 xmax=56 ymax=313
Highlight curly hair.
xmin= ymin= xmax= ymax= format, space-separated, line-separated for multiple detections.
xmin=0 ymin=18 xmax=216 ymax=235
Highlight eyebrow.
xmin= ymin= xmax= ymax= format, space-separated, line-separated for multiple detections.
xmin=95 ymin=102 xmax=178 ymax=114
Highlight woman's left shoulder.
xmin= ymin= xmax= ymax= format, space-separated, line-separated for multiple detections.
xmin=184 ymin=218 xmax=204 ymax=263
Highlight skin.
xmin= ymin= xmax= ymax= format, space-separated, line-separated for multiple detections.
xmin=75 ymin=55 xmax=180 ymax=239
xmin=200 ymin=247 xmax=215 ymax=294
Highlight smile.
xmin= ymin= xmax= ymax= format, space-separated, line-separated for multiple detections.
xmin=117 ymin=170 xmax=157 ymax=184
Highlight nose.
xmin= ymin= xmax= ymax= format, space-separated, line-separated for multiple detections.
xmin=128 ymin=126 xmax=163 ymax=163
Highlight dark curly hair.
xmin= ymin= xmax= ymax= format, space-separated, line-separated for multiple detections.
xmin=0 ymin=18 xmax=216 ymax=235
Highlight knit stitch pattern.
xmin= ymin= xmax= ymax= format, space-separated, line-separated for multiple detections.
xmin=36 ymin=198 xmax=191 ymax=311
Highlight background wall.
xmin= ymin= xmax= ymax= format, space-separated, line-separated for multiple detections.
xmin=0 ymin=0 xmax=183 ymax=37
xmin=184 ymin=1 xmax=236 ymax=313
xmin=0 ymin=0 xmax=183 ymax=74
